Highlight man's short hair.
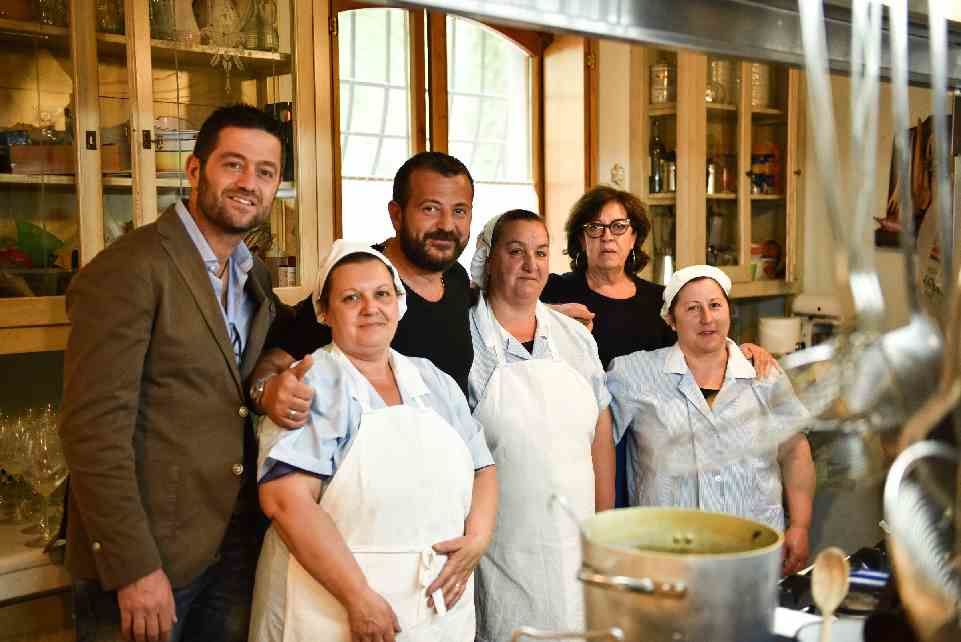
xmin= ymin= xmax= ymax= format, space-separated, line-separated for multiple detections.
xmin=193 ymin=104 xmax=285 ymax=167
xmin=392 ymin=152 xmax=474 ymax=208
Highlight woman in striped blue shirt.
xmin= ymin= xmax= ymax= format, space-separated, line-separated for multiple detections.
xmin=607 ymin=265 xmax=815 ymax=574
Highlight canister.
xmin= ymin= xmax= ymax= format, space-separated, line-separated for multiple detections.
xmin=651 ymin=63 xmax=675 ymax=104
xmin=751 ymin=63 xmax=771 ymax=108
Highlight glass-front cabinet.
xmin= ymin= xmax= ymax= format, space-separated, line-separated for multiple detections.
xmin=0 ymin=0 xmax=320 ymax=356
xmin=0 ymin=7 xmax=79 ymax=301
xmin=638 ymin=47 xmax=802 ymax=298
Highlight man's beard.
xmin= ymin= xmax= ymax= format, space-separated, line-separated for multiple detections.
xmin=398 ymin=221 xmax=467 ymax=272
xmin=196 ymin=172 xmax=271 ymax=235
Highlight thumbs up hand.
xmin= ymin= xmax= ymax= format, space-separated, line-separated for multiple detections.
xmin=262 ymin=354 xmax=315 ymax=429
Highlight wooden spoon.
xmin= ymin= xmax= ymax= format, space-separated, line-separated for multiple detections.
xmin=811 ymin=547 xmax=850 ymax=642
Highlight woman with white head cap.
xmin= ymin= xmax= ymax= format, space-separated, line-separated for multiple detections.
xmin=249 ymin=240 xmax=497 ymax=642
xmin=607 ymin=265 xmax=815 ymax=575
xmin=467 ymin=210 xmax=615 ymax=641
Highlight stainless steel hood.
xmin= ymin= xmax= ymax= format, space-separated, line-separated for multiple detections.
xmin=372 ymin=0 xmax=961 ymax=87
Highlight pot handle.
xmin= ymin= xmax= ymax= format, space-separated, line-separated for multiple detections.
xmin=578 ymin=568 xmax=688 ymax=598
xmin=511 ymin=625 xmax=625 ymax=641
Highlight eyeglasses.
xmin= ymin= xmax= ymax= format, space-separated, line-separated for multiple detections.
xmin=581 ymin=219 xmax=632 ymax=239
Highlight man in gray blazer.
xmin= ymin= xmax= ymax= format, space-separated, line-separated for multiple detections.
xmin=60 ymin=104 xmax=283 ymax=642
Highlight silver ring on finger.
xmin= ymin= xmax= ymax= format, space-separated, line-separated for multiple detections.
xmin=287 ymin=408 xmax=297 ymax=420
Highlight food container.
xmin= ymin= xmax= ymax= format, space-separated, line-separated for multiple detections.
xmin=750 ymin=63 xmax=771 ymax=109
xmin=706 ymin=59 xmax=734 ymax=104
xmin=650 ymin=63 xmax=675 ymax=104
xmin=514 ymin=507 xmax=783 ymax=642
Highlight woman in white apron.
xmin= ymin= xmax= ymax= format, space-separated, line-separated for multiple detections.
xmin=466 ymin=210 xmax=615 ymax=642
xmin=249 ymin=241 xmax=498 ymax=642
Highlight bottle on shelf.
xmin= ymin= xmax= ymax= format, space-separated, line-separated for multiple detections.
xmin=649 ymin=120 xmax=666 ymax=194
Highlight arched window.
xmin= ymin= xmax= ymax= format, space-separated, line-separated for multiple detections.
xmin=446 ymin=16 xmax=539 ymax=265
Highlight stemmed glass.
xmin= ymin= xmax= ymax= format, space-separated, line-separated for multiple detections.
xmin=25 ymin=417 xmax=68 ymax=548
xmin=0 ymin=411 xmax=13 ymax=523
xmin=1 ymin=414 xmax=37 ymax=527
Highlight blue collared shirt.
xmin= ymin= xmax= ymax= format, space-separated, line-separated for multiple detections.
xmin=257 ymin=344 xmax=495 ymax=482
xmin=175 ymin=200 xmax=256 ymax=364
xmin=607 ymin=338 xmax=809 ymax=530
xmin=467 ymin=298 xmax=611 ymax=413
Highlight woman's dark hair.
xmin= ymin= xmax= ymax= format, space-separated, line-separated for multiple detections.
xmin=489 ymin=209 xmax=547 ymax=250
xmin=564 ymin=185 xmax=651 ymax=274
xmin=318 ymin=252 xmax=400 ymax=309
xmin=667 ymin=276 xmax=731 ymax=321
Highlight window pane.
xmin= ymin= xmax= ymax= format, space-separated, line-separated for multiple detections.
xmin=338 ymin=9 xmax=411 ymax=242
xmin=446 ymin=17 xmax=532 ymax=184
xmin=445 ymin=16 xmax=537 ymax=270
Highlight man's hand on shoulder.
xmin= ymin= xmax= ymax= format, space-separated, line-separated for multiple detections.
xmin=260 ymin=354 xmax=315 ymax=429
xmin=117 ymin=568 xmax=177 ymax=642
xmin=548 ymin=303 xmax=595 ymax=332
xmin=740 ymin=342 xmax=778 ymax=379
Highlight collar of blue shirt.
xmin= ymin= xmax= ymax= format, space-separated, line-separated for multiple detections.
xmin=174 ymin=199 xmax=254 ymax=277
xmin=326 ymin=343 xmax=431 ymax=406
xmin=664 ymin=337 xmax=756 ymax=380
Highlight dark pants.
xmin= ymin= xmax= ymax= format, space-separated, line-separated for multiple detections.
xmin=614 ymin=437 xmax=629 ymax=508
xmin=73 ymin=508 xmax=262 ymax=642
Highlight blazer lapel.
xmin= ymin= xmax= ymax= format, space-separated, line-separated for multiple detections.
xmin=240 ymin=270 xmax=272 ymax=381
xmin=157 ymin=206 xmax=243 ymax=395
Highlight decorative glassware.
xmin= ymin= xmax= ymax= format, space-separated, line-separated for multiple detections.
xmin=96 ymin=0 xmax=125 ymax=35
xmin=25 ymin=415 xmax=67 ymax=548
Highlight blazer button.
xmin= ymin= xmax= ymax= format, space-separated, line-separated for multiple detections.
xmin=238 ymin=406 xmax=249 ymax=418
xmin=232 ymin=464 xmax=244 ymax=477
xmin=91 ymin=541 xmax=102 ymax=553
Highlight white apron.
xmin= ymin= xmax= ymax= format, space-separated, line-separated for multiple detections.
xmin=281 ymin=398 xmax=477 ymax=642
xmin=471 ymin=300 xmax=599 ymax=642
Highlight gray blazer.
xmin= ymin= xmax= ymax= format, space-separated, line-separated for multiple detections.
xmin=59 ymin=205 xmax=277 ymax=590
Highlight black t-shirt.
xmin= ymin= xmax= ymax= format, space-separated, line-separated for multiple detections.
xmin=264 ymin=247 xmax=474 ymax=395
xmin=540 ymin=270 xmax=676 ymax=369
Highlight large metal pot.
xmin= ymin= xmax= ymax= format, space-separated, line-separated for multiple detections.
xmin=513 ymin=506 xmax=783 ymax=642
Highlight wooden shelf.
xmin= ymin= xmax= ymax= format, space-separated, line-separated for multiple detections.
xmin=648 ymin=104 xmax=677 ymax=117
xmin=0 ymin=174 xmax=75 ymax=186
xmin=706 ymin=102 xmax=737 ymax=111
xmin=646 ymin=193 xmax=676 ymax=205
xmin=751 ymin=194 xmax=785 ymax=201
xmin=706 ymin=193 xmax=738 ymax=200
xmin=0 ymin=17 xmax=69 ymax=42
xmin=752 ymin=107 xmax=785 ymax=116
xmin=730 ymin=279 xmax=799 ymax=299
xmin=96 ymin=33 xmax=291 ymax=77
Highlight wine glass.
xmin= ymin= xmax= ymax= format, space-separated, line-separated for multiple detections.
xmin=2 ymin=414 xmax=38 ymax=527
xmin=0 ymin=411 xmax=14 ymax=523
xmin=25 ymin=421 xmax=68 ymax=548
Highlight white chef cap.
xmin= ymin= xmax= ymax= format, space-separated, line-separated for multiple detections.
xmin=312 ymin=240 xmax=407 ymax=323
xmin=469 ymin=213 xmax=504 ymax=289
xmin=660 ymin=264 xmax=732 ymax=324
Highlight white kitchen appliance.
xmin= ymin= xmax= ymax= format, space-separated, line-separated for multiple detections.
xmin=792 ymin=294 xmax=843 ymax=350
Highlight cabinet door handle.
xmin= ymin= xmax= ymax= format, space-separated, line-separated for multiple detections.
xmin=85 ymin=131 xmax=97 ymax=150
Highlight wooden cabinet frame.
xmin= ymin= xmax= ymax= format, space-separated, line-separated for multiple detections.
xmin=633 ymin=45 xmax=805 ymax=299
xmin=0 ymin=0 xmax=325 ymax=355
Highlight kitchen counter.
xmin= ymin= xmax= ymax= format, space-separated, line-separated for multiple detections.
xmin=0 ymin=522 xmax=70 ymax=603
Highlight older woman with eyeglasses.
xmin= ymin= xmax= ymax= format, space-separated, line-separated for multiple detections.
xmin=541 ymin=185 xmax=776 ymax=508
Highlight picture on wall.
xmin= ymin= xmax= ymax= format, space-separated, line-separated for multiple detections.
xmin=875 ymin=114 xmax=951 ymax=248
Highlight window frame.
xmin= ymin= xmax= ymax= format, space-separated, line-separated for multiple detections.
xmin=330 ymin=1 xmax=549 ymax=239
